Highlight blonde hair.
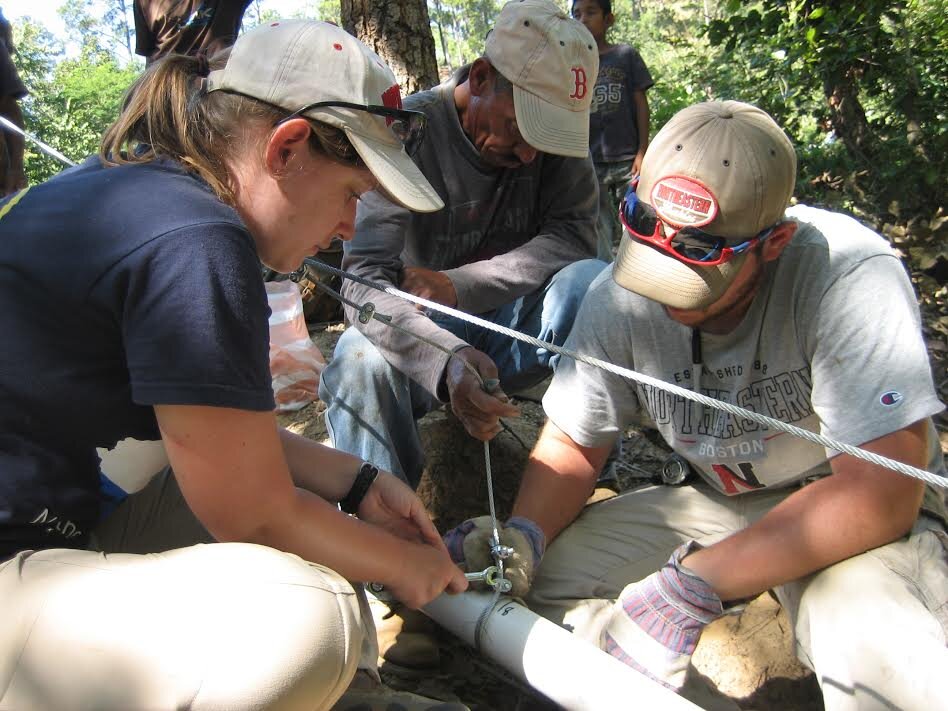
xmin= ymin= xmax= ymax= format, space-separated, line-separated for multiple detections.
xmin=100 ymin=51 xmax=362 ymax=205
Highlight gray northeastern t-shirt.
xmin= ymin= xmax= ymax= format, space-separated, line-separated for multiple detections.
xmin=544 ymin=205 xmax=946 ymax=505
xmin=342 ymin=68 xmax=598 ymax=399
xmin=589 ymin=44 xmax=653 ymax=163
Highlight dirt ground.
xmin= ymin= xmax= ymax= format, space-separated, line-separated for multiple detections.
xmin=276 ymin=322 xmax=851 ymax=711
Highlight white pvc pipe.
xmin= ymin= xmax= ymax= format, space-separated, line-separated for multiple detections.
xmin=423 ymin=591 xmax=702 ymax=711
xmin=97 ymin=437 xmax=169 ymax=494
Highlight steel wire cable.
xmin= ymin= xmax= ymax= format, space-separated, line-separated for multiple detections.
xmin=302 ymin=257 xmax=948 ymax=490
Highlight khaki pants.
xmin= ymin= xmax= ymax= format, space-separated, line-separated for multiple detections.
xmin=0 ymin=469 xmax=378 ymax=711
xmin=527 ymin=481 xmax=948 ymax=711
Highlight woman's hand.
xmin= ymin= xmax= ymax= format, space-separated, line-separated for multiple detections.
xmin=358 ymin=471 xmax=469 ymax=608
xmin=383 ymin=539 xmax=469 ymax=609
xmin=357 ymin=470 xmax=443 ymax=548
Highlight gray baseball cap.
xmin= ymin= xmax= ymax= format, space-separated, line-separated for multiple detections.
xmin=614 ymin=101 xmax=796 ymax=309
xmin=485 ymin=0 xmax=598 ymax=158
xmin=207 ymin=20 xmax=443 ymax=213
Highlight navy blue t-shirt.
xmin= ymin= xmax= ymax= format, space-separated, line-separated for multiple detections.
xmin=0 ymin=158 xmax=274 ymax=559
xmin=589 ymin=44 xmax=654 ymax=162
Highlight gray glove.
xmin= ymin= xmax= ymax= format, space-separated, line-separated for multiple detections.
xmin=443 ymin=515 xmax=545 ymax=597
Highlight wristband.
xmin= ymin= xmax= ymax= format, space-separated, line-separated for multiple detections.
xmin=339 ymin=461 xmax=379 ymax=515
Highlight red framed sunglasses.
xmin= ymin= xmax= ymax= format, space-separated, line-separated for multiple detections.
xmin=619 ymin=182 xmax=773 ymax=266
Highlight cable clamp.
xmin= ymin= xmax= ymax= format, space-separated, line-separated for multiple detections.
xmin=358 ymin=302 xmax=376 ymax=324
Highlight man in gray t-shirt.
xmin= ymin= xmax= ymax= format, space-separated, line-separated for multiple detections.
xmin=448 ymin=100 xmax=948 ymax=708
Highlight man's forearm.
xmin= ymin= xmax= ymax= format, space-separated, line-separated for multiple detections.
xmin=6 ymin=100 xmax=23 ymax=166
xmin=341 ymin=273 xmax=467 ymax=398
xmin=683 ymin=422 xmax=928 ymax=602
xmin=511 ymin=421 xmax=611 ymax=542
xmin=0 ymin=98 xmax=24 ymax=190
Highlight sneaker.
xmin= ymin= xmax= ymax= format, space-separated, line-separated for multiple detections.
xmin=370 ymin=597 xmax=440 ymax=672
xmin=332 ymin=671 xmax=470 ymax=711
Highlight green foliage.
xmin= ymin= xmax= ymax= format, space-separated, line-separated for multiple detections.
xmin=13 ymin=18 xmax=140 ymax=184
xmin=8 ymin=0 xmax=946 ymax=269
xmin=60 ymin=0 xmax=136 ymax=62
xmin=428 ymin=0 xmax=503 ymax=70
xmin=604 ymin=0 xmax=946 ymax=258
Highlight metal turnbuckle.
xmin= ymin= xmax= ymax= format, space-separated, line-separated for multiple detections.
xmin=465 ymin=566 xmax=513 ymax=593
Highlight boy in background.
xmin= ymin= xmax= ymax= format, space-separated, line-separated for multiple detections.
xmin=573 ymin=0 xmax=653 ymax=261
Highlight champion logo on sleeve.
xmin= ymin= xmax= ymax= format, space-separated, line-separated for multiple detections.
xmin=879 ymin=390 xmax=904 ymax=407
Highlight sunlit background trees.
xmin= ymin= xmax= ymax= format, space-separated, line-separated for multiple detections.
xmin=10 ymin=0 xmax=948 ymax=290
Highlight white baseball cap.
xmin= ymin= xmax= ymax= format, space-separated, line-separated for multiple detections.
xmin=613 ymin=100 xmax=796 ymax=309
xmin=206 ymin=20 xmax=443 ymax=213
xmin=485 ymin=0 xmax=599 ymax=158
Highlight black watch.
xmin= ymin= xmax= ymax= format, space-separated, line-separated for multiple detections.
xmin=339 ymin=461 xmax=380 ymax=514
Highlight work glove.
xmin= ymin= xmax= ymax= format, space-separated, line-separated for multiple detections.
xmin=601 ymin=541 xmax=724 ymax=691
xmin=443 ymin=515 xmax=545 ymax=598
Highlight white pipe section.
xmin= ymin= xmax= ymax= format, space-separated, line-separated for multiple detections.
xmin=423 ymin=591 xmax=702 ymax=711
xmin=97 ymin=438 xmax=169 ymax=493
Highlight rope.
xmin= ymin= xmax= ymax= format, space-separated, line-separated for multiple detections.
xmin=302 ymin=257 xmax=948 ymax=491
xmin=483 ymin=440 xmax=504 ymax=587
xmin=0 ymin=116 xmax=77 ymax=167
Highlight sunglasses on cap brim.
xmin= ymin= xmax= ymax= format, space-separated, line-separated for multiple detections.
xmin=619 ymin=182 xmax=773 ymax=267
xmin=277 ymin=100 xmax=427 ymax=156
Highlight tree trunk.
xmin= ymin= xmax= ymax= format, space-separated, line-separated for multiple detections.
xmin=894 ymin=14 xmax=928 ymax=162
xmin=821 ymin=65 xmax=873 ymax=164
xmin=811 ymin=0 xmax=876 ymax=165
xmin=431 ymin=0 xmax=452 ymax=70
xmin=341 ymin=0 xmax=440 ymax=96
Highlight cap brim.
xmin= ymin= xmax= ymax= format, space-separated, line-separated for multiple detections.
xmin=513 ymin=85 xmax=589 ymax=159
xmin=612 ymin=232 xmax=748 ymax=309
xmin=345 ymin=130 xmax=444 ymax=213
